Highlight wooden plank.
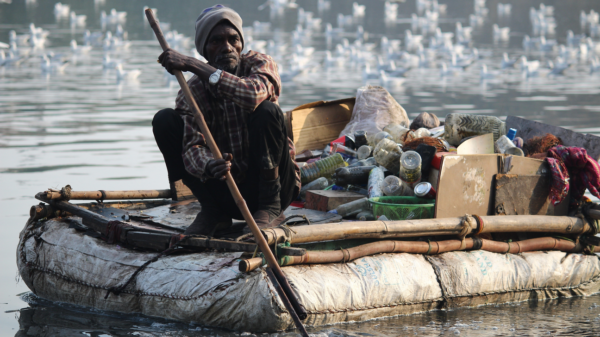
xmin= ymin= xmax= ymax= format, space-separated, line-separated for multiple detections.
xmin=506 ymin=116 xmax=600 ymax=161
xmin=290 ymin=98 xmax=355 ymax=153
xmin=305 ymin=190 xmax=365 ymax=212
xmin=170 ymin=179 xmax=195 ymax=201
xmin=494 ymin=174 xmax=552 ymax=216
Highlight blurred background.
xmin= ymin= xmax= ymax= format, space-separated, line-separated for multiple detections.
xmin=2 ymin=0 xmax=600 ymax=335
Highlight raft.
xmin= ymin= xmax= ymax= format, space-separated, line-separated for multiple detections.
xmin=17 ymin=198 xmax=600 ymax=333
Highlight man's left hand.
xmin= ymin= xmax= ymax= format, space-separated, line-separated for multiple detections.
xmin=158 ymin=48 xmax=194 ymax=75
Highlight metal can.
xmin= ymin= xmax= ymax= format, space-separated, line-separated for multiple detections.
xmin=414 ymin=182 xmax=436 ymax=199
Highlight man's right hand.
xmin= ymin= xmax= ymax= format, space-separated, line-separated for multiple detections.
xmin=206 ymin=153 xmax=233 ymax=180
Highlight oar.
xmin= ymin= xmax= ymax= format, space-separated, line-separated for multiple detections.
xmin=144 ymin=9 xmax=309 ymax=336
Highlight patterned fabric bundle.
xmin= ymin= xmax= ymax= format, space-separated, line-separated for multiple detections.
xmin=545 ymin=146 xmax=600 ymax=205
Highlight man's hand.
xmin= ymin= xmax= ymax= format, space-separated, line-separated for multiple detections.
xmin=158 ymin=48 xmax=195 ymax=75
xmin=207 ymin=153 xmax=233 ymax=180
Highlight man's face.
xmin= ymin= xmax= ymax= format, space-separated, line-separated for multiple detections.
xmin=205 ymin=23 xmax=242 ymax=74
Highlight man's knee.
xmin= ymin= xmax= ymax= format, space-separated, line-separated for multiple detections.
xmin=152 ymin=108 xmax=181 ymax=137
xmin=249 ymin=100 xmax=283 ymax=128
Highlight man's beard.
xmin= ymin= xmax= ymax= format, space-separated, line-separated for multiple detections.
xmin=212 ymin=54 xmax=239 ymax=74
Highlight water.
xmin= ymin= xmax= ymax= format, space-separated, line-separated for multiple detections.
xmin=2 ymin=0 xmax=600 ymax=335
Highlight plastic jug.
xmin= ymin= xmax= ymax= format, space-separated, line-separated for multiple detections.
xmin=368 ymin=166 xmax=385 ymax=198
xmin=300 ymin=153 xmax=347 ymax=184
xmin=382 ymin=175 xmax=414 ymax=196
xmin=332 ymin=165 xmax=376 ymax=186
xmin=298 ymin=177 xmax=329 ymax=201
xmin=369 ymin=131 xmax=393 ymax=147
xmin=373 ymin=138 xmax=402 ymax=174
xmin=444 ymin=113 xmax=507 ymax=146
xmin=329 ymin=197 xmax=371 ymax=218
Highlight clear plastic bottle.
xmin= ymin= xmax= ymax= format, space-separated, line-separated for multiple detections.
xmin=384 ymin=123 xmax=410 ymax=144
xmin=399 ymin=151 xmax=422 ymax=184
xmin=298 ymin=177 xmax=329 ymax=201
xmin=332 ymin=165 xmax=375 ymax=186
xmin=495 ymin=135 xmax=525 ymax=156
xmin=332 ymin=143 xmax=358 ymax=159
xmin=382 ymin=175 xmax=414 ymax=196
xmin=444 ymin=113 xmax=507 ymax=146
xmin=300 ymin=153 xmax=347 ymax=184
xmin=373 ymin=138 xmax=403 ymax=174
xmin=413 ymin=128 xmax=431 ymax=138
xmin=329 ymin=197 xmax=371 ymax=218
xmin=368 ymin=166 xmax=385 ymax=198
xmin=357 ymin=145 xmax=373 ymax=160
xmin=348 ymin=157 xmax=377 ymax=167
xmin=369 ymin=131 xmax=393 ymax=147
xmin=356 ymin=210 xmax=375 ymax=221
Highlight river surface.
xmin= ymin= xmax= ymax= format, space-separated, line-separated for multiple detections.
xmin=2 ymin=0 xmax=600 ymax=336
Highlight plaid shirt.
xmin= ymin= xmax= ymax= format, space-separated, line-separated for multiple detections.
xmin=175 ymin=51 xmax=300 ymax=192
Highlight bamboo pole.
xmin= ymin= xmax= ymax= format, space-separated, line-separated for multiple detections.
xmin=240 ymin=237 xmax=584 ymax=272
xmin=42 ymin=189 xmax=172 ymax=200
xmin=262 ymin=215 xmax=588 ymax=245
xmin=144 ymin=9 xmax=308 ymax=335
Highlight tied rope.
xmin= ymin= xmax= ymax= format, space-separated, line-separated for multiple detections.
xmin=60 ymin=185 xmax=72 ymax=201
xmin=459 ymin=214 xmax=476 ymax=251
xmin=104 ymin=234 xmax=190 ymax=299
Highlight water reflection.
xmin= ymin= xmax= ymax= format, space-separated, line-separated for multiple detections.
xmin=2 ymin=0 xmax=600 ymax=334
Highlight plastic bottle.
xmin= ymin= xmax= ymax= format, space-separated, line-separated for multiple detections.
xmin=384 ymin=123 xmax=410 ymax=143
xmin=444 ymin=113 xmax=507 ymax=146
xmin=298 ymin=177 xmax=329 ymax=201
xmin=356 ymin=210 xmax=375 ymax=221
xmin=357 ymin=145 xmax=373 ymax=160
xmin=354 ymin=130 xmax=368 ymax=148
xmin=348 ymin=157 xmax=377 ymax=167
xmin=382 ymin=175 xmax=414 ymax=196
xmin=347 ymin=184 xmax=369 ymax=195
xmin=332 ymin=143 xmax=358 ymax=159
xmin=329 ymin=197 xmax=370 ymax=218
xmin=373 ymin=138 xmax=403 ymax=174
xmin=332 ymin=165 xmax=376 ymax=186
xmin=368 ymin=166 xmax=385 ymax=198
xmin=399 ymin=151 xmax=422 ymax=184
xmin=369 ymin=131 xmax=393 ymax=147
xmin=300 ymin=153 xmax=347 ymax=184
xmin=413 ymin=128 xmax=431 ymax=138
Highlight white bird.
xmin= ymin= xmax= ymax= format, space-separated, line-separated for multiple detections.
xmin=522 ymin=35 xmax=539 ymax=51
xmin=539 ymin=36 xmax=557 ymax=52
xmin=480 ymin=64 xmax=500 ymax=80
xmin=501 ymin=53 xmax=516 ymax=69
xmin=70 ymin=12 xmax=87 ymax=28
xmin=352 ymin=2 xmax=365 ymax=18
xmin=116 ymin=64 xmax=141 ymax=81
xmin=387 ymin=61 xmax=411 ymax=77
xmin=70 ymin=40 xmax=92 ymax=54
xmin=324 ymin=50 xmax=345 ymax=68
xmin=325 ymin=23 xmax=343 ymax=40
xmin=493 ymin=24 xmax=510 ymax=42
xmin=385 ymin=1 xmax=398 ymax=22
xmin=547 ymin=57 xmax=571 ymax=76
xmin=41 ymin=54 xmax=68 ymax=73
xmin=379 ymin=70 xmax=404 ymax=89
xmin=362 ymin=63 xmax=379 ymax=82
xmin=115 ymin=25 xmax=128 ymax=40
xmin=102 ymin=54 xmax=122 ymax=69
xmin=469 ymin=14 xmax=484 ymax=28
xmin=54 ymin=2 xmax=70 ymax=20
xmin=83 ymin=30 xmax=103 ymax=46
xmin=405 ymin=30 xmax=423 ymax=52
xmin=567 ymin=30 xmax=585 ymax=48
xmin=455 ymin=22 xmax=473 ymax=44
xmin=337 ymin=13 xmax=354 ymax=28
xmin=497 ymin=3 xmax=512 ymax=17
xmin=590 ymin=57 xmax=600 ymax=74
xmin=317 ymin=0 xmax=330 ymax=14
xmin=520 ymin=56 xmax=540 ymax=77
xmin=9 ymin=30 xmax=29 ymax=46
xmin=440 ymin=62 xmax=461 ymax=77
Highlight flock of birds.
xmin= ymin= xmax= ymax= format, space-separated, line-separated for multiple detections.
xmin=2 ymin=0 xmax=600 ymax=88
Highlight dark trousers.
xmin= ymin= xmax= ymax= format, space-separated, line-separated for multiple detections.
xmin=152 ymin=100 xmax=296 ymax=220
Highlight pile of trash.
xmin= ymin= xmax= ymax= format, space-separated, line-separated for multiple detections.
xmin=293 ymin=86 xmax=597 ymax=221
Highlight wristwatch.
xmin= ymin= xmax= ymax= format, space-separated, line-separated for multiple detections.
xmin=209 ymin=69 xmax=222 ymax=85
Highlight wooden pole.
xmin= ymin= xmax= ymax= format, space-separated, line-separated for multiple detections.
xmin=144 ymin=9 xmax=309 ymax=335
xmin=262 ymin=215 xmax=588 ymax=245
xmin=240 ymin=237 xmax=584 ymax=272
xmin=42 ymin=189 xmax=172 ymax=200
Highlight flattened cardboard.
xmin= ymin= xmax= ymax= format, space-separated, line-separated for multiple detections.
xmin=457 ymin=133 xmax=494 ymax=155
xmin=494 ymin=174 xmax=552 ymax=215
xmin=289 ymin=97 xmax=355 ymax=153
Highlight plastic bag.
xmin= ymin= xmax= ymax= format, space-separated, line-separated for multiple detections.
xmin=339 ymin=86 xmax=409 ymax=138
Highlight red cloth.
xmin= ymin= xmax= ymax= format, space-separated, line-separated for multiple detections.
xmin=545 ymin=146 xmax=600 ymax=205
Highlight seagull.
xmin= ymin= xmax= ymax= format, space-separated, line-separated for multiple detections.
xmin=70 ymin=12 xmax=87 ymax=29
xmin=352 ymin=2 xmax=365 ymax=19
xmin=480 ymin=64 xmax=500 ymax=80
xmin=379 ymin=70 xmax=404 ymax=89
xmin=521 ymin=56 xmax=540 ymax=77
xmin=102 ymin=54 xmax=122 ymax=69
xmin=116 ymin=64 xmax=141 ymax=81
xmin=590 ymin=57 xmax=600 ymax=74
xmin=317 ymin=0 xmax=330 ymax=14
xmin=501 ymin=53 xmax=517 ymax=69
xmin=497 ymin=3 xmax=512 ymax=17
xmin=41 ymin=54 xmax=69 ymax=73
xmin=547 ymin=58 xmax=572 ymax=76
xmin=54 ymin=2 xmax=70 ymax=20
xmin=362 ymin=63 xmax=379 ymax=82
xmin=387 ymin=61 xmax=411 ymax=77
xmin=440 ymin=62 xmax=462 ymax=77
xmin=493 ymin=24 xmax=510 ymax=42
xmin=70 ymin=40 xmax=92 ymax=54
xmin=83 ymin=30 xmax=103 ymax=46
xmin=324 ymin=50 xmax=345 ymax=68
xmin=539 ymin=36 xmax=557 ymax=52
xmin=9 ymin=30 xmax=29 ymax=46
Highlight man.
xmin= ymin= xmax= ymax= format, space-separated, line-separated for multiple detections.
xmin=152 ymin=5 xmax=300 ymax=236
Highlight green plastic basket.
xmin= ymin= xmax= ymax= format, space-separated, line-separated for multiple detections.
xmin=369 ymin=196 xmax=435 ymax=220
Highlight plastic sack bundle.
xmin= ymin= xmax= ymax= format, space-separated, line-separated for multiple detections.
xmin=339 ymin=86 xmax=410 ymax=139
